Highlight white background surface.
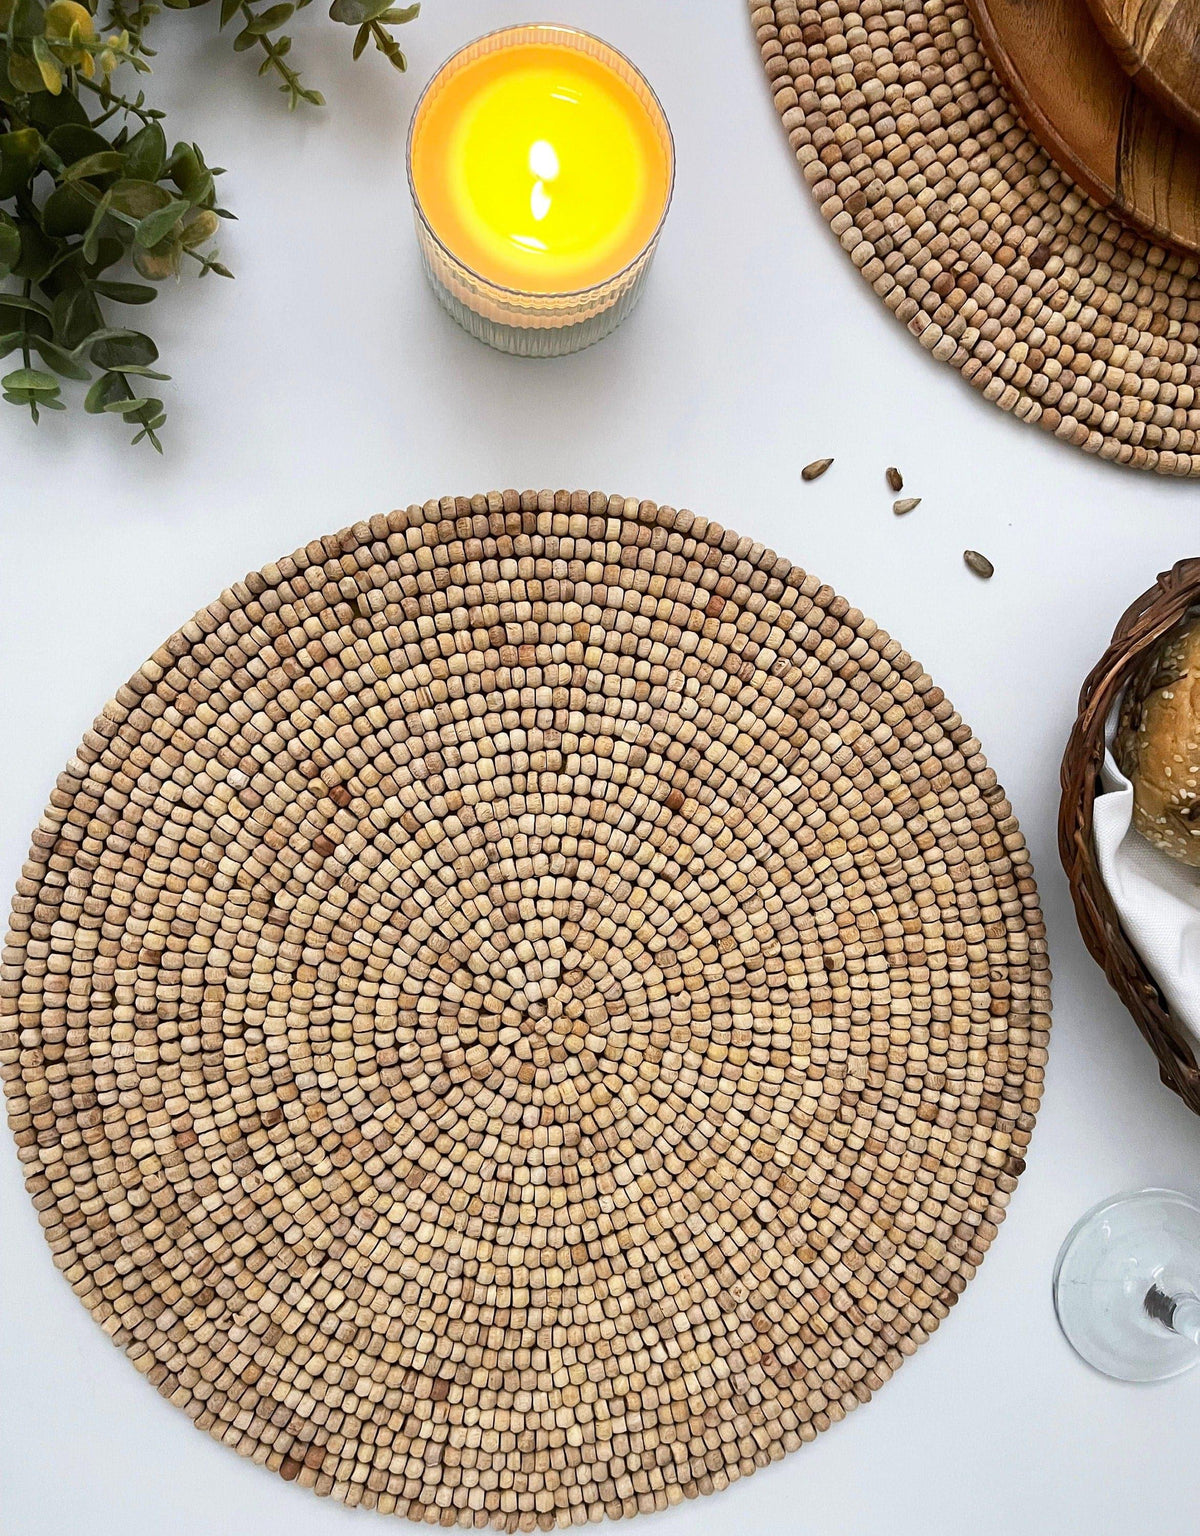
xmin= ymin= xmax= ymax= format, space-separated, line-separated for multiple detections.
xmin=3 ymin=2 xmax=1200 ymax=1532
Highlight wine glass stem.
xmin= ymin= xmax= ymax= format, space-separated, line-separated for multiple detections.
xmin=1172 ymin=1296 xmax=1200 ymax=1347
xmin=1147 ymin=1286 xmax=1200 ymax=1347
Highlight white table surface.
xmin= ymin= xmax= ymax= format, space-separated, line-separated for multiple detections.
xmin=4 ymin=2 xmax=1200 ymax=1532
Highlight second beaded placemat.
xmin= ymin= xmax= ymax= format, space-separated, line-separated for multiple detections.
xmin=751 ymin=0 xmax=1200 ymax=475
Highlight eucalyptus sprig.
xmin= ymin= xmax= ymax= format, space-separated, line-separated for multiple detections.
xmin=174 ymin=0 xmax=418 ymax=111
xmin=1 ymin=0 xmax=420 ymax=448
xmin=332 ymin=0 xmax=418 ymax=79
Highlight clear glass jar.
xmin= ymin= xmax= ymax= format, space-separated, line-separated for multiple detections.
xmin=406 ymin=25 xmax=675 ymax=357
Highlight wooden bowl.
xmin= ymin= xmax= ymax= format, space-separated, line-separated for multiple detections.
xmin=1060 ymin=558 xmax=1200 ymax=1116
xmin=1085 ymin=0 xmax=1200 ymax=137
xmin=967 ymin=0 xmax=1200 ymax=257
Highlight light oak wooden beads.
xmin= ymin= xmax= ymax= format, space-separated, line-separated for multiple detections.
xmin=751 ymin=0 xmax=1200 ymax=476
xmin=1 ymin=493 xmax=1051 ymax=1528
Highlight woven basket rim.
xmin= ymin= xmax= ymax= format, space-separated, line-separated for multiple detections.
xmin=1058 ymin=557 xmax=1200 ymax=1114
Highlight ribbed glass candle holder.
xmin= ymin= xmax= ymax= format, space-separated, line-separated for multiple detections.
xmin=406 ymin=26 xmax=674 ymax=357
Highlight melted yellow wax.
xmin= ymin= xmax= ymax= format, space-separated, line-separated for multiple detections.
xmin=411 ymin=42 xmax=671 ymax=293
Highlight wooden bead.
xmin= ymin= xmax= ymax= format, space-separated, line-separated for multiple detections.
xmin=752 ymin=0 xmax=1200 ymax=477
xmin=0 ymin=493 xmax=1051 ymax=1525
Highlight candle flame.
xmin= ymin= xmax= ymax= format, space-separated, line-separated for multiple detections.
xmin=528 ymin=138 xmax=559 ymax=224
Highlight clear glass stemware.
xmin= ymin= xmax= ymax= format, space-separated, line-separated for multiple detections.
xmin=1053 ymin=1188 xmax=1200 ymax=1382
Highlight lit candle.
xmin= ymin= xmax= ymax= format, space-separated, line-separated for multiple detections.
xmin=407 ymin=26 xmax=674 ymax=356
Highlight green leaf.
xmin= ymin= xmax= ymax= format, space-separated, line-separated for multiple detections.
xmin=24 ymin=88 xmax=90 ymax=131
xmin=0 ymin=294 xmax=52 ymax=330
xmin=84 ymin=236 xmax=124 ymax=274
xmin=179 ymin=209 xmax=219 ymax=249
xmin=84 ymin=370 xmax=125 ymax=413
xmin=352 ymin=21 xmax=368 ymax=58
xmin=0 ymin=127 xmax=41 ymax=200
xmin=180 ymin=166 xmax=214 ymax=208
xmin=88 ymin=329 xmax=159 ymax=369
xmin=6 ymin=51 xmax=45 ymax=95
xmin=47 ymin=124 xmax=112 ymax=165
xmin=62 ymin=151 xmax=126 ymax=182
xmin=41 ymin=182 xmax=94 ymax=237
xmin=165 ymin=143 xmax=203 ymax=196
xmin=11 ymin=0 xmax=47 ymax=39
xmin=36 ymin=241 xmax=85 ymax=285
xmin=91 ymin=279 xmax=157 ymax=305
xmin=328 ymin=0 xmax=400 ymax=23
xmin=2 ymin=366 xmax=60 ymax=394
xmin=12 ymin=220 xmax=55 ymax=282
xmin=219 ymin=0 xmax=240 ymax=24
xmin=108 ymin=177 xmax=172 ymax=218
xmin=53 ymin=285 xmax=102 ymax=350
xmin=82 ymin=187 xmax=113 ymax=265
xmin=134 ymin=198 xmax=189 ymax=248
xmin=377 ymin=3 xmax=419 ymax=19
xmin=76 ymin=325 xmax=144 ymax=351
xmin=0 ymin=214 xmax=19 ymax=278
xmin=32 ymin=337 xmax=90 ymax=380
xmin=122 ymin=123 xmax=165 ymax=182
xmin=103 ymin=394 xmax=155 ymax=415
xmin=31 ymin=36 xmax=64 ymax=95
xmin=132 ymin=242 xmax=179 ymax=280
xmin=0 ymin=61 xmax=22 ymax=110
xmin=232 ymin=24 xmax=258 ymax=50
xmin=244 ymin=2 xmax=294 ymax=31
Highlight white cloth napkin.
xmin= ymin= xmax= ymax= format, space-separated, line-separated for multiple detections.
xmin=1093 ymin=703 xmax=1200 ymax=1048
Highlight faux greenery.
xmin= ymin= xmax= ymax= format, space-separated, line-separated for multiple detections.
xmin=1 ymin=0 xmax=418 ymax=448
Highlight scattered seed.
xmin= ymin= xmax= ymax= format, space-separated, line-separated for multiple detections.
xmin=893 ymin=497 xmax=921 ymax=515
xmin=802 ymin=457 xmax=834 ymax=481
xmin=964 ymin=549 xmax=994 ymax=578
xmin=886 ymin=467 xmax=903 ymax=493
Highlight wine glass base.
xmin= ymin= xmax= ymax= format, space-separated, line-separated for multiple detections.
xmin=1053 ymin=1189 xmax=1200 ymax=1382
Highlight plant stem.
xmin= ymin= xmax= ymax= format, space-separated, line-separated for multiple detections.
xmin=20 ymin=277 xmax=38 ymax=424
xmin=105 ymin=0 xmax=158 ymax=58
xmin=76 ymin=73 xmax=163 ymax=126
xmin=240 ymin=2 xmax=321 ymax=107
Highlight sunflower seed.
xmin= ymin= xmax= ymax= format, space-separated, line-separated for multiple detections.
xmin=893 ymin=497 xmax=921 ymax=515
xmin=802 ymin=457 xmax=834 ymax=481
xmin=964 ymin=549 xmax=994 ymax=578
xmin=886 ymin=466 xmax=903 ymax=493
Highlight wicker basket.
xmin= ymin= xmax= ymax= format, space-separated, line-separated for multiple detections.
xmin=1060 ymin=558 xmax=1200 ymax=1116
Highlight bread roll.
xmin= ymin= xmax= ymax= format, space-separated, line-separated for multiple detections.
xmin=1114 ymin=613 xmax=1200 ymax=868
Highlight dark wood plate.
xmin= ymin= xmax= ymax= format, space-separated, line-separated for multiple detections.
xmin=1085 ymin=0 xmax=1200 ymax=137
xmin=967 ymin=0 xmax=1200 ymax=256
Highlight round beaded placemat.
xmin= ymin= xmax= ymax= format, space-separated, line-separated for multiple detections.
xmin=751 ymin=0 xmax=1200 ymax=476
xmin=2 ymin=492 xmax=1051 ymax=1526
